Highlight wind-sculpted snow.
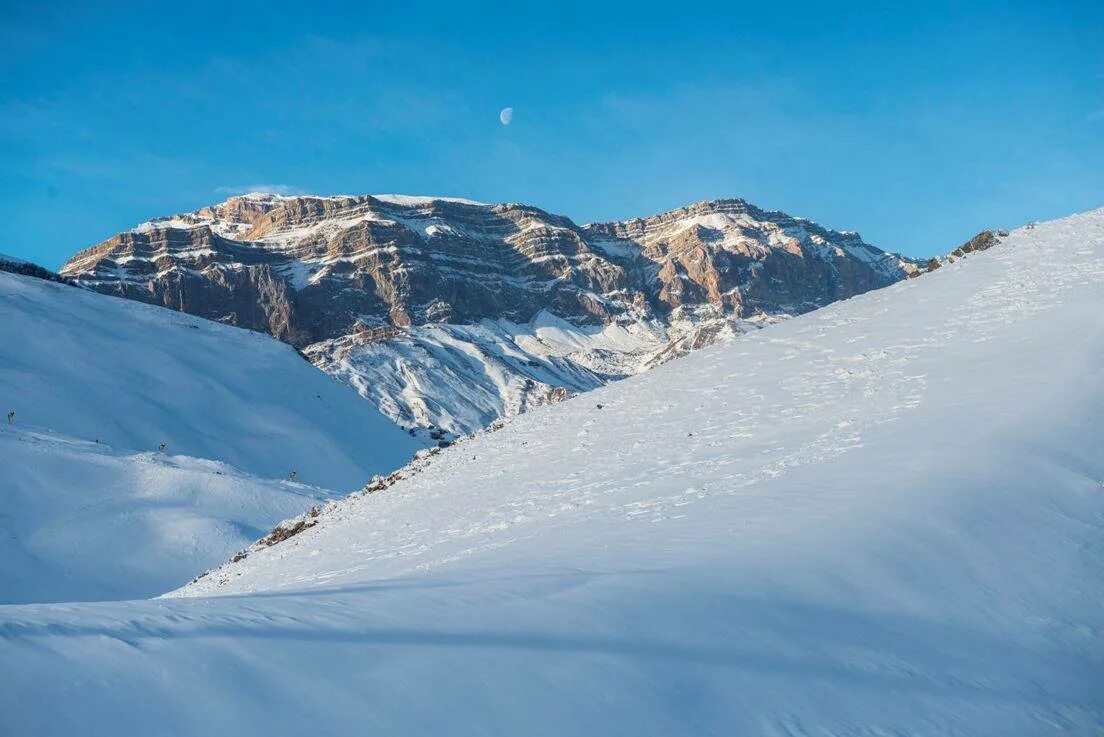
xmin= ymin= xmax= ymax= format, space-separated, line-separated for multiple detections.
xmin=0 ymin=272 xmax=417 ymax=602
xmin=61 ymin=194 xmax=917 ymax=435
xmin=4 ymin=210 xmax=1102 ymax=735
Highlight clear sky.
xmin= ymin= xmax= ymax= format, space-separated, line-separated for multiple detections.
xmin=2 ymin=0 xmax=1102 ymax=268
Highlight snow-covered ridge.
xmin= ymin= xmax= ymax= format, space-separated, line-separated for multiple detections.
xmin=584 ymin=198 xmax=919 ymax=283
xmin=230 ymin=192 xmax=487 ymax=206
xmin=370 ymin=193 xmax=488 ymax=207
xmin=126 ymin=193 xmax=487 ymax=235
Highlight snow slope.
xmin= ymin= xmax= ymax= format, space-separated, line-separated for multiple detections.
xmin=0 ymin=272 xmax=417 ymax=602
xmin=0 ymin=427 xmax=339 ymax=604
xmin=3 ymin=210 xmax=1102 ymax=735
xmin=0 ymin=272 xmax=415 ymax=488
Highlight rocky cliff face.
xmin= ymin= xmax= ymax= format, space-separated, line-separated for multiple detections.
xmin=62 ymin=193 xmax=919 ymax=436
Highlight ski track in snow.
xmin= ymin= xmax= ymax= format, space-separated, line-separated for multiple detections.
xmin=2 ymin=210 xmax=1103 ymax=736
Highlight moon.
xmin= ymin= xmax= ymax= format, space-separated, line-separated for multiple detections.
xmin=499 ymin=107 xmax=514 ymax=125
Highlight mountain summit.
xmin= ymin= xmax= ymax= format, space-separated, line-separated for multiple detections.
xmin=61 ymin=195 xmax=919 ymax=435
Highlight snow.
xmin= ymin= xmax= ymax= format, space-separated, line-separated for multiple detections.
xmin=0 ymin=426 xmax=337 ymax=604
xmin=131 ymin=216 xmax=209 ymax=234
xmin=832 ymin=236 xmax=921 ymax=278
xmin=424 ymin=223 xmax=456 ymax=237
xmin=277 ymin=259 xmax=322 ymax=291
xmin=224 ymin=192 xmax=487 ymax=207
xmin=2 ymin=209 xmax=1103 ymax=734
xmin=237 ymin=195 xmax=483 ymax=249
xmin=371 ymin=193 xmax=488 ymax=207
xmin=586 ymin=234 xmax=643 ymax=260
xmin=0 ymin=273 xmax=418 ymax=602
xmin=236 ymin=192 xmax=299 ymax=201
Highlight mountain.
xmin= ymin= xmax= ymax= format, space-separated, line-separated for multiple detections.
xmin=60 ymin=194 xmax=919 ymax=436
xmin=6 ymin=208 xmax=1101 ymax=735
xmin=0 ymin=270 xmax=418 ymax=603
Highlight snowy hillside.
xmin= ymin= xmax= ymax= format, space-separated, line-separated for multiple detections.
xmin=0 ymin=428 xmax=341 ymax=604
xmin=0 ymin=272 xmax=417 ymax=602
xmin=3 ymin=209 xmax=1102 ymax=734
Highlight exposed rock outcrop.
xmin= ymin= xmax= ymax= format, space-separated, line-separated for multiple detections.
xmin=950 ymin=230 xmax=1003 ymax=260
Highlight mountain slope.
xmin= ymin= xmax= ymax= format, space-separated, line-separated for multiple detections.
xmin=3 ymin=208 xmax=1100 ymax=735
xmin=0 ymin=251 xmax=69 ymax=283
xmin=61 ymin=194 xmax=918 ymax=435
xmin=0 ymin=271 xmax=418 ymax=602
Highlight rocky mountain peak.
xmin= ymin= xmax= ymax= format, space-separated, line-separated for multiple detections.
xmin=60 ymin=194 xmax=920 ymax=436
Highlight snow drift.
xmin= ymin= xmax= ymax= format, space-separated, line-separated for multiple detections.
xmin=2 ymin=209 xmax=1102 ymax=735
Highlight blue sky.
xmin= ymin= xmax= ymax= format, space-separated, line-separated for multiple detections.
xmin=2 ymin=0 xmax=1102 ymax=268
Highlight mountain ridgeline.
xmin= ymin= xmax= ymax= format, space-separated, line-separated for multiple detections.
xmin=61 ymin=194 xmax=919 ymax=435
